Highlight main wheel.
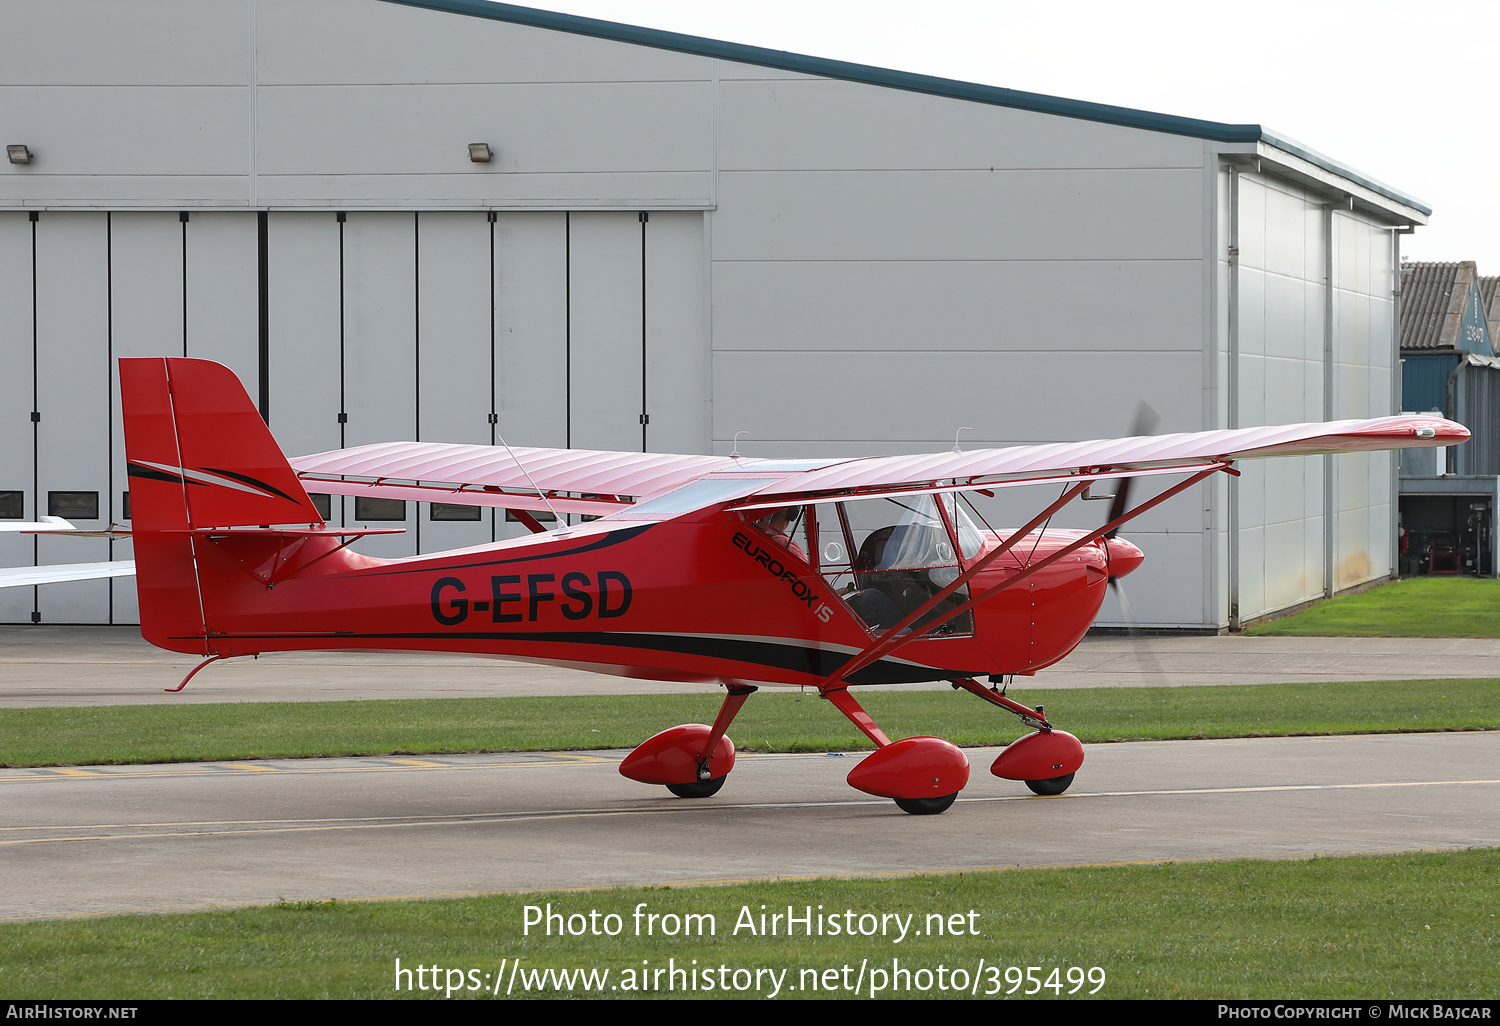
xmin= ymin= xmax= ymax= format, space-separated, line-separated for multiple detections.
xmin=1025 ymin=773 xmax=1075 ymax=796
xmin=666 ymin=776 xmax=726 ymax=799
xmin=893 ymin=792 xmax=958 ymax=815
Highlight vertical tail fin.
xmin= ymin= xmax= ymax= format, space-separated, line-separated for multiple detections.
xmin=120 ymin=358 xmax=323 ymax=653
xmin=120 ymin=358 xmax=321 ymax=531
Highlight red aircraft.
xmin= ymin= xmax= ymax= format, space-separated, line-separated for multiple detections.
xmin=5 ymin=358 xmax=1468 ymax=814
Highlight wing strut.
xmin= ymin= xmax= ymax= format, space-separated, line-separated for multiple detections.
xmin=817 ymin=462 xmax=1231 ymax=694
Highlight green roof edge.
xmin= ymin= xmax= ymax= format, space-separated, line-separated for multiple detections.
xmin=380 ymin=0 xmax=1431 ymax=217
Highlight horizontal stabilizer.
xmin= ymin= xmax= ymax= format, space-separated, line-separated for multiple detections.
xmin=0 ymin=561 xmax=137 ymax=589
xmin=0 ymin=516 xmax=75 ymax=533
xmin=0 ymin=516 xmax=133 ymax=539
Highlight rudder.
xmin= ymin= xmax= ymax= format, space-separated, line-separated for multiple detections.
xmin=120 ymin=358 xmax=323 ymax=654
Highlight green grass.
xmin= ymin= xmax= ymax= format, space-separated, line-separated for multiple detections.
xmin=1 ymin=850 xmax=1494 ymax=998
xmin=1246 ymin=577 xmax=1500 ymax=637
xmin=2 ymin=680 xmax=1496 ymax=768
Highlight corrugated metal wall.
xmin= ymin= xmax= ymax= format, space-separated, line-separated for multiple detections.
xmin=1402 ymin=352 xmax=1459 ymax=413
xmin=1455 ymin=363 xmax=1500 ymax=477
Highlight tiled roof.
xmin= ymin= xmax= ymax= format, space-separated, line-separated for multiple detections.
xmin=1401 ymin=262 xmax=1478 ymax=351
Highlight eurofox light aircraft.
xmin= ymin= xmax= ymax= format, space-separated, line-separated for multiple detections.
xmin=3 ymin=358 xmax=1468 ymax=814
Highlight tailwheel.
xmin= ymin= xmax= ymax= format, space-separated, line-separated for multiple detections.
xmin=667 ymin=776 xmax=727 ymax=799
xmin=1024 ymin=773 xmax=1075 ymax=796
xmin=893 ymin=793 xmax=958 ymax=816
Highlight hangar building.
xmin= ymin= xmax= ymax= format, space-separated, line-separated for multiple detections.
xmin=0 ymin=0 xmax=1430 ymax=631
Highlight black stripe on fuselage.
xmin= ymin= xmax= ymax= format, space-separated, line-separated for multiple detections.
xmin=192 ymin=628 xmax=977 ymax=686
xmin=352 ymin=523 xmax=655 ymax=577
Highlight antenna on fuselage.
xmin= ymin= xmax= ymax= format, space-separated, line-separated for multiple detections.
xmin=731 ymin=431 xmax=749 ymax=459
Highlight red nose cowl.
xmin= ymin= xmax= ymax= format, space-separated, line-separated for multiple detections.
xmin=1103 ymin=536 xmax=1144 ymax=579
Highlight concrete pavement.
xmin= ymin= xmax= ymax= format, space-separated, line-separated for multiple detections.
xmin=3 ymin=732 xmax=1495 ymax=920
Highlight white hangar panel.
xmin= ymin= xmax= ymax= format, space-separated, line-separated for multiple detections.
xmin=266 ymin=212 xmax=343 ymax=463
xmin=34 ymin=213 xmax=110 ymax=623
xmin=712 ymin=259 xmax=1204 ymax=353
xmin=255 ymin=171 xmax=714 ymax=210
xmin=184 ymin=213 xmax=260 ymax=385
xmin=0 ymin=0 xmax=248 ymax=86
xmin=342 ymin=211 xmax=418 ymax=557
xmin=107 ymin=214 xmax=183 ymax=355
xmin=717 ymin=78 xmax=1207 ymax=172
xmin=257 ymin=0 xmax=715 ymax=85
xmin=106 ymin=211 xmax=186 ymax=624
xmin=0 ymin=213 xmax=34 ymax=623
xmin=255 ymin=82 xmax=714 ymax=177
xmin=343 ymin=211 xmax=417 ymax=446
xmin=1227 ymin=170 xmax=1348 ymax=622
xmin=0 ymin=174 xmax=251 ymax=210
xmin=712 ymin=349 xmax=1204 ymax=445
xmin=713 ymin=168 xmax=1204 ymax=262
xmin=1327 ymin=211 xmax=1396 ymax=593
xmin=417 ymin=212 xmax=491 ymax=448
xmin=493 ymin=213 xmax=568 ymax=449
xmin=643 ymin=212 xmax=710 ymax=456
xmin=417 ymin=212 xmax=492 ymax=552
xmin=490 ymin=211 xmax=567 ymax=541
xmin=568 ymin=212 xmax=643 ymax=452
xmin=0 ymin=87 xmax=250 ymax=204
xmin=716 ymin=65 xmax=819 ymax=82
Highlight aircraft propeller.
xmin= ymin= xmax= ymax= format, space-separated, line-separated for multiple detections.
xmin=1101 ymin=403 xmax=1168 ymax=680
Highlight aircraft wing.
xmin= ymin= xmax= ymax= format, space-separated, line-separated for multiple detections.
xmin=290 ymin=443 xmax=739 ymax=517
xmin=0 ymin=561 xmax=137 ymax=589
xmin=722 ymin=414 xmax=1469 ymax=510
xmin=0 ymin=416 xmax=1460 ymax=584
xmin=285 ymin=414 xmax=1465 ymax=520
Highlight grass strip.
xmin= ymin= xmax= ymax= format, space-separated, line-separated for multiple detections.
xmin=1246 ymin=577 xmax=1500 ymax=637
xmin=0 ymin=849 xmax=1495 ymax=999
xmin=2 ymin=679 xmax=1496 ymax=767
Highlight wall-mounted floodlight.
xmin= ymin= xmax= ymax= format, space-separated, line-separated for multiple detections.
xmin=468 ymin=143 xmax=492 ymax=163
xmin=6 ymin=145 xmax=32 ymax=165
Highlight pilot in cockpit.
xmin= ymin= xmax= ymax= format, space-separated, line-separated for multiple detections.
xmin=754 ymin=505 xmax=807 ymax=561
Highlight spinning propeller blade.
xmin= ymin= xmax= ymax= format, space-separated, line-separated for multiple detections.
xmin=1103 ymin=401 xmax=1160 ymax=543
xmin=1102 ymin=401 xmax=1167 ymax=681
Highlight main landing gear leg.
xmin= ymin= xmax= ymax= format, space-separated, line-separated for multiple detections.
xmin=675 ymin=684 xmax=757 ymax=798
xmin=951 ymin=677 xmax=1084 ymax=795
xmin=822 ymin=687 xmax=969 ymax=815
xmin=618 ymin=685 xmax=756 ymax=799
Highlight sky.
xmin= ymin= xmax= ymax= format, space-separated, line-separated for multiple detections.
xmin=511 ymin=0 xmax=1499 ymax=271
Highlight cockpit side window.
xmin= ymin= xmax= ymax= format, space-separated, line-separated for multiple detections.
xmin=939 ymin=492 xmax=985 ymax=561
xmin=812 ymin=495 xmax=973 ymax=636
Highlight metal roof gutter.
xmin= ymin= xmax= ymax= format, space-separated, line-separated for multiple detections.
xmin=382 ymin=0 xmax=1431 ymax=217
